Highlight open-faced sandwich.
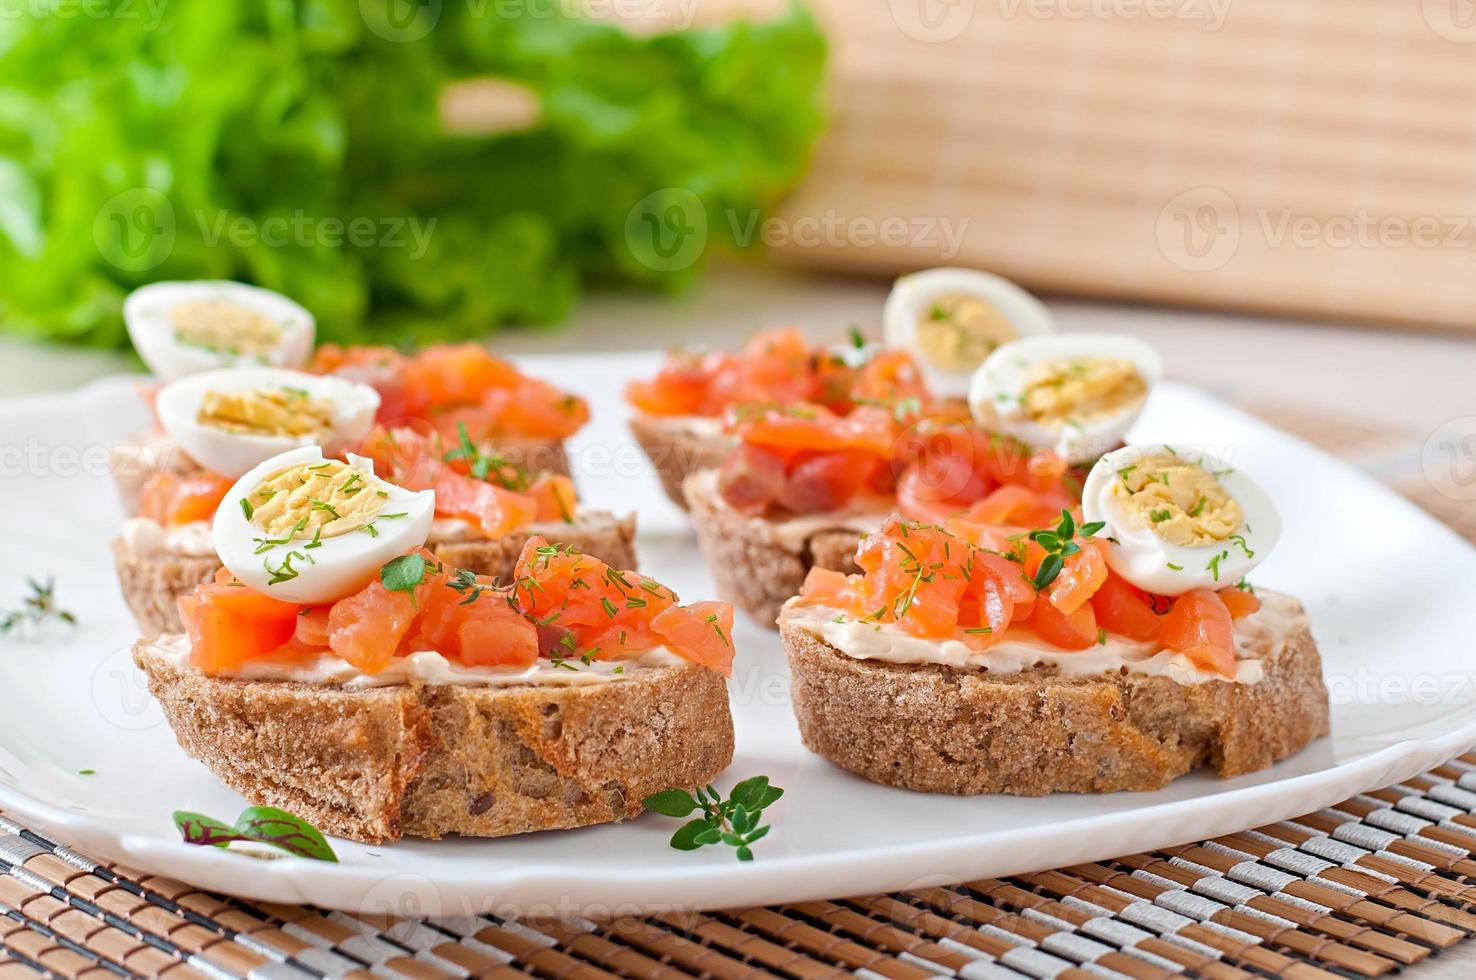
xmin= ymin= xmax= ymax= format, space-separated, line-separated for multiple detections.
xmin=777 ymin=444 xmax=1328 ymax=794
xmin=626 ymin=269 xmax=1054 ymax=510
xmin=115 ymin=367 xmax=633 ymax=636
xmin=133 ymin=446 xmax=735 ymax=844
xmin=625 ymin=326 xmax=929 ymax=507
xmin=112 ymin=280 xmax=588 ymax=512
xmin=687 ymin=332 xmax=1161 ymax=624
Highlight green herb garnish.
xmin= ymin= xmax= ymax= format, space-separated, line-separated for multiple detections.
xmin=0 ymin=576 xmax=76 ymax=637
xmin=643 ymin=776 xmax=784 ymax=862
xmin=380 ymin=553 xmax=427 ymax=601
xmin=1028 ymin=509 xmax=1105 ymax=591
xmin=173 ymin=806 xmax=337 ymax=862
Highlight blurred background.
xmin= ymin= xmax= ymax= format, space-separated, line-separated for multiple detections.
xmin=1 ymin=0 xmax=1474 ymax=451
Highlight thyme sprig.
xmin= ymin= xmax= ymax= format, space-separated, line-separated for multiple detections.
xmin=1 ymin=576 xmax=77 ymax=637
xmin=1027 ymin=509 xmax=1106 ymax=591
xmin=643 ymin=776 xmax=784 ymax=862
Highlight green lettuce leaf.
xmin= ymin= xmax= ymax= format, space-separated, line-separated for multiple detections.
xmin=0 ymin=0 xmax=826 ymax=348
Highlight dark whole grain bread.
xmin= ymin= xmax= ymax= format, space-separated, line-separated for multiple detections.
xmin=135 ymin=640 xmax=734 ymax=844
xmin=114 ymin=513 xmax=638 ymax=637
xmin=684 ymin=469 xmax=865 ymax=627
xmin=778 ymin=591 xmax=1330 ymax=794
xmin=628 ymin=414 xmax=736 ymax=509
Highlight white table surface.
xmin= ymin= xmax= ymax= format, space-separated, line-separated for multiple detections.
xmin=3 ymin=262 xmax=1475 ymax=975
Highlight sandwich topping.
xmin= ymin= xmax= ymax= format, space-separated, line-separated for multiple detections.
xmin=171 ymin=299 xmax=283 ymax=357
xmin=173 ymin=538 xmax=734 ymax=687
xmin=967 ymin=334 xmax=1162 ymax=464
xmin=172 ymin=444 xmax=733 ymax=686
xmin=882 ymin=268 xmax=1057 ymax=398
xmin=912 ymin=294 xmax=1015 ymax=373
xmin=197 ymin=386 xmax=336 ymax=438
xmin=124 ymin=281 xmax=316 ymax=383
xmin=625 ymin=327 xmax=930 ymax=419
xmin=312 ymin=342 xmax=589 ymax=446
xmin=714 ymin=402 xmax=1078 ymax=531
xmin=127 ymin=417 xmax=579 ymax=553
xmin=1019 ymin=356 xmax=1147 ymax=431
xmin=1082 ymin=444 xmax=1279 ymax=596
xmin=243 ymin=458 xmax=386 ymax=539
xmin=155 ymin=367 xmax=381 ymax=478
xmin=787 ymin=515 xmax=1283 ymax=683
xmin=1110 ymin=452 xmax=1242 ymax=547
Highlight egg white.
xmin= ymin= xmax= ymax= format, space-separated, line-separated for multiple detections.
xmin=155 ymin=367 xmax=381 ymax=478
xmin=1081 ymin=444 xmax=1280 ymax=596
xmin=212 ymin=446 xmax=435 ymax=605
xmin=967 ymin=333 xmax=1162 ymax=464
xmin=125 ymin=280 xmax=315 ymax=382
xmin=882 ymin=267 xmax=1055 ymax=398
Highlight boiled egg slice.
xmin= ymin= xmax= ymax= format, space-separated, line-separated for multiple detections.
xmin=1081 ymin=444 xmax=1280 ymax=596
xmin=968 ymin=333 xmax=1162 ymax=464
xmin=213 ymin=446 xmax=435 ymax=605
xmin=155 ymin=368 xmax=381 ymax=479
xmin=883 ymin=268 xmax=1055 ymax=397
xmin=125 ymin=280 xmax=315 ymax=382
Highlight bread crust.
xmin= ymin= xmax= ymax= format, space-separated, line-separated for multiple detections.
xmin=135 ymin=643 xmax=735 ymax=844
xmin=115 ymin=513 xmax=638 ymax=637
xmin=684 ymin=470 xmax=863 ymax=626
xmin=110 ymin=433 xmax=571 ymax=516
xmin=778 ymin=592 xmax=1330 ymax=794
xmin=628 ymin=414 xmax=736 ymax=509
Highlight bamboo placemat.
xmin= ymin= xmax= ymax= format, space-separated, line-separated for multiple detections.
xmin=1 ymin=401 xmax=1471 ymax=980
xmin=771 ymin=0 xmax=1476 ymax=333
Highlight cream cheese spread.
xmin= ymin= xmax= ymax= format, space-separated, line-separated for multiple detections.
xmin=785 ymin=591 xmax=1307 ymax=686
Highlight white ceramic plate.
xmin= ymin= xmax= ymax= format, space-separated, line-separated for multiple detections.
xmin=1 ymin=352 xmax=1473 ymax=917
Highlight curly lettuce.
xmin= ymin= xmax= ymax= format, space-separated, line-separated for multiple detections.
xmin=0 ymin=1 xmax=826 ymax=347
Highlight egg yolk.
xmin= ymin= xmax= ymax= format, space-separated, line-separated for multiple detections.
xmin=171 ymin=299 xmax=282 ymax=357
xmin=915 ymin=294 xmax=1015 ymax=372
xmin=1021 ymin=357 xmax=1146 ymax=429
xmin=1112 ymin=453 xmax=1243 ymax=546
xmin=198 ymin=387 xmax=334 ymax=438
xmin=244 ymin=460 xmax=387 ymax=540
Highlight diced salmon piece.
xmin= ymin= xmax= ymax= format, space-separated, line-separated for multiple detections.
xmin=652 ymin=601 xmax=735 ymax=676
xmin=137 ymin=470 xmax=234 ymax=525
xmin=1160 ymin=588 xmax=1237 ymax=678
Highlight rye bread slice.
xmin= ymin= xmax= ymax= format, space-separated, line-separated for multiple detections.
xmin=135 ymin=639 xmax=734 ymax=844
xmin=114 ymin=512 xmax=638 ymax=637
xmin=777 ymin=590 xmax=1329 ymax=794
xmin=684 ymin=469 xmax=868 ymax=627
xmin=628 ymin=414 xmax=736 ymax=510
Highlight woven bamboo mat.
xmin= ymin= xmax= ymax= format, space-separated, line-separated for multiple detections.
xmin=771 ymin=0 xmax=1476 ymax=333
xmin=2 ymin=401 xmax=1472 ymax=980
